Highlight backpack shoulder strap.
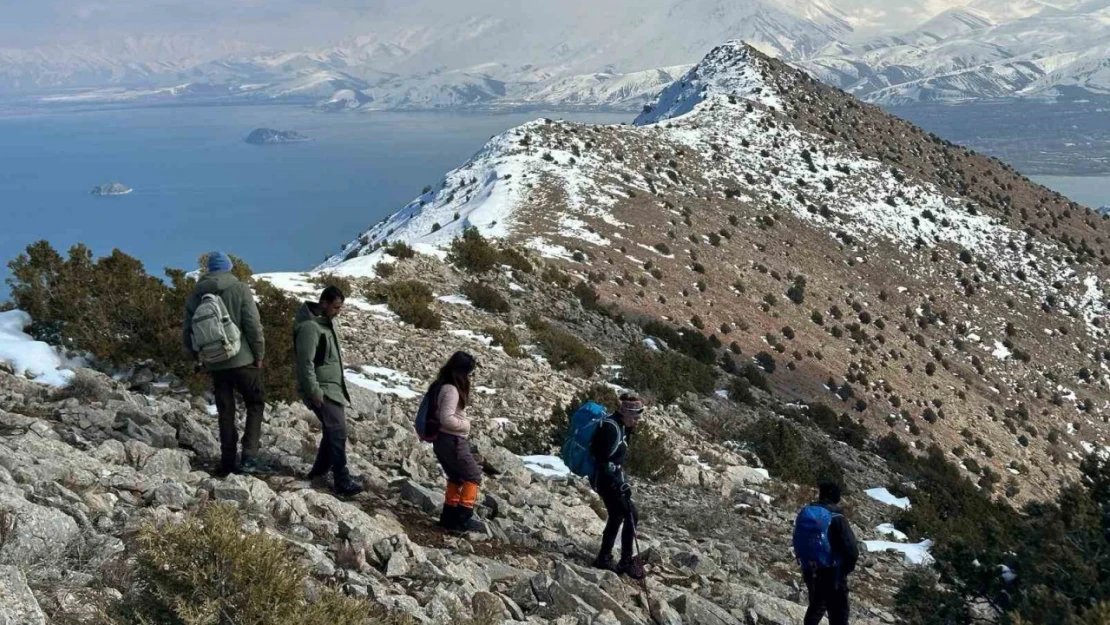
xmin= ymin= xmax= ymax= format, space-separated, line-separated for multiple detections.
xmin=601 ymin=418 xmax=624 ymax=458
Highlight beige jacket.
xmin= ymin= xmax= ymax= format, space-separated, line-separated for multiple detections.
xmin=437 ymin=384 xmax=470 ymax=438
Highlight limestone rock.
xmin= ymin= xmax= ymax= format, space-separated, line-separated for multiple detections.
xmin=0 ymin=565 xmax=45 ymax=625
xmin=0 ymin=484 xmax=80 ymax=565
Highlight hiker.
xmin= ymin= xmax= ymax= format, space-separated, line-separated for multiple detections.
xmin=183 ymin=252 xmax=265 ymax=477
xmin=430 ymin=351 xmax=486 ymax=533
xmin=793 ymin=481 xmax=860 ymax=625
xmin=295 ymin=285 xmax=363 ymax=497
xmin=591 ymin=394 xmax=645 ymax=578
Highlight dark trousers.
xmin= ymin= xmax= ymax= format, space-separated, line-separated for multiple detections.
xmin=211 ymin=366 xmax=265 ymax=470
xmin=804 ymin=568 xmax=850 ymax=625
xmin=433 ymin=433 xmax=483 ymax=485
xmin=597 ymin=479 xmax=638 ymax=561
xmin=309 ymin=399 xmax=349 ymax=480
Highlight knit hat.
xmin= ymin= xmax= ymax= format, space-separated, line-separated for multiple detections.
xmin=619 ymin=397 xmax=645 ymax=419
xmin=206 ymin=251 xmax=233 ymax=274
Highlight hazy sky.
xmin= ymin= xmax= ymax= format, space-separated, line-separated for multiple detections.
xmin=0 ymin=0 xmax=964 ymax=49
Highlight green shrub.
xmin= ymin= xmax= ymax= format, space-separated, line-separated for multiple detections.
xmin=741 ymin=417 xmax=843 ymax=486
xmin=384 ymin=240 xmax=416 ymax=259
xmin=252 ymin=279 xmax=299 ymax=402
xmin=542 ymin=265 xmax=572 ymax=288
xmin=384 ymin=280 xmax=441 ymax=330
xmin=447 ymin=227 xmax=498 ymax=273
xmin=640 ymin=319 xmax=716 ymax=364
xmin=573 ymin=281 xmax=601 ymax=311
xmin=503 ymin=384 xmax=618 ymax=455
xmin=112 ymin=504 xmax=369 ymax=625
xmin=499 ymin=247 xmax=533 ymax=273
xmin=483 ymin=325 xmax=524 ymax=358
xmin=627 ymin=423 xmax=679 ymax=482
xmin=728 ymin=376 xmax=756 ymax=405
xmin=375 ymin=262 xmax=397 ymax=279
xmin=806 ymin=403 xmax=870 ymax=450
xmin=527 ymin=316 xmax=603 ymax=377
xmin=462 ymin=281 xmax=510 ymax=313
xmin=307 ymin=273 xmax=355 ymax=297
xmin=619 ymin=345 xmax=716 ymax=404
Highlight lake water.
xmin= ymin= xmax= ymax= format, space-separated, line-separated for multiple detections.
xmin=1030 ymin=176 xmax=1109 ymax=210
xmin=0 ymin=105 xmax=627 ymax=292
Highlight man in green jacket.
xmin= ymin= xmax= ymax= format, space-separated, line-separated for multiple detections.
xmin=183 ymin=252 xmax=266 ymax=477
xmin=294 ymin=285 xmax=363 ymax=497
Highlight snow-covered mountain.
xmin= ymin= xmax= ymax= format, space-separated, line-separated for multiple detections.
xmin=802 ymin=0 xmax=1110 ymax=103
xmin=317 ymin=41 xmax=1110 ymax=492
xmin=0 ymin=0 xmax=849 ymax=109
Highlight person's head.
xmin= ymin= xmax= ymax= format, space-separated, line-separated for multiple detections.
xmin=319 ymin=285 xmax=345 ymax=320
xmin=435 ymin=351 xmax=478 ymax=408
xmin=618 ymin=393 xmax=645 ymax=428
xmin=206 ymin=251 xmax=233 ymax=274
xmin=818 ymin=481 xmax=842 ymax=505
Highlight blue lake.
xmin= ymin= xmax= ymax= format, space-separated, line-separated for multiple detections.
xmin=0 ymin=105 xmax=627 ymax=292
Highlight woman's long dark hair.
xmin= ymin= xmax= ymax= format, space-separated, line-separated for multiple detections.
xmin=433 ymin=351 xmax=477 ymax=409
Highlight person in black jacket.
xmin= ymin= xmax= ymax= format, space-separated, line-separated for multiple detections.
xmin=802 ymin=482 xmax=860 ymax=625
xmin=590 ymin=394 xmax=645 ymax=578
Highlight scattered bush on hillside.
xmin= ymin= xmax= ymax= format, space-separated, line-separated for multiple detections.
xmin=640 ymin=319 xmax=716 ymax=364
xmin=573 ymin=281 xmax=601 ymax=311
xmin=502 ymin=384 xmax=618 ymax=456
xmin=462 ymin=281 xmax=510 ymax=313
xmin=253 ymin=278 xmax=299 ymax=402
xmin=307 ymin=273 xmax=355 ymax=297
xmin=541 ymin=265 xmax=572 ymax=289
xmin=741 ymin=417 xmax=843 ymax=486
xmin=627 ymin=423 xmax=679 ymax=482
xmin=805 ymin=403 xmax=869 ymax=450
xmin=385 ymin=240 xmax=416 ymax=259
xmin=447 ymin=227 xmax=498 ymax=273
xmin=483 ymin=325 xmax=524 ymax=358
xmin=111 ymin=504 xmax=370 ymax=625
xmin=375 ymin=262 xmax=397 ymax=279
xmin=384 ymin=280 xmax=441 ymax=330
xmin=525 ymin=314 xmax=603 ymax=377
xmin=2 ymin=243 xmax=300 ymax=396
xmin=619 ymin=345 xmax=716 ymax=404
xmin=499 ymin=246 xmax=533 ymax=273
xmin=754 ymin=352 xmax=777 ymax=373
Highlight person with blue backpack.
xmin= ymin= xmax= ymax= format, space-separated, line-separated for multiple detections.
xmin=589 ymin=394 xmax=646 ymax=579
xmin=793 ymin=481 xmax=859 ymax=625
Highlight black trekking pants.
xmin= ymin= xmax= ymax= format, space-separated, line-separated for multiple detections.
xmin=596 ymin=477 xmax=638 ymax=562
xmin=804 ymin=568 xmax=850 ymax=625
xmin=308 ymin=399 xmax=349 ymax=481
xmin=211 ymin=366 xmax=265 ymax=471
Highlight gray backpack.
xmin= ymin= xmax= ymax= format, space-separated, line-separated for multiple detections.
xmin=191 ymin=293 xmax=242 ymax=365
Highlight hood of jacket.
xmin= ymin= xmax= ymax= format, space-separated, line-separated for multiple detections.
xmin=196 ymin=271 xmax=240 ymax=294
xmin=295 ymin=301 xmax=330 ymax=328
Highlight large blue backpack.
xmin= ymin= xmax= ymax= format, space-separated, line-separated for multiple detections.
xmin=793 ymin=505 xmax=840 ymax=571
xmin=560 ymin=401 xmax=616 ymax=479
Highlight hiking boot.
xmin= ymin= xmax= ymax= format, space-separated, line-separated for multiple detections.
xmin=439 ymin=505 xmax=460 ymax=530
xmin=452 ymin=507 xmax=487 ymax=534
xmin=592 ymin=554 xmax=617 ymax=572
xmin=333 ymin=476 xmax=364 ymax=498
xmin=239 ymin=457 xmax=266 ymax=475
xmin=616 ymin=557 xmax=646 ymax=580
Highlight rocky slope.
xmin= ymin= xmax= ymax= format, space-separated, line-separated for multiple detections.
xmin=0 ymin=252 xmax=921 ymax=624
xmin=325 ymin=41 xmax=1110 ymax=499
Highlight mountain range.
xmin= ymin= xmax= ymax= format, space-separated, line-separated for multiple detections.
xmin=7 ymin=0 xmax=1110 ymax=110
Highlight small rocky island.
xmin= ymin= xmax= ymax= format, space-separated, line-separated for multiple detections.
xmin=90 ymin=182 xmax=133 ymax=196
xmin=244 ymin=128 xmax=310 ymax=145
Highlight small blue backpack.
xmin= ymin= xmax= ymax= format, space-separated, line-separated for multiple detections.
xmin=560 ymin=401 xmax=616 ymax=478
xmin=793 ymin=505 xmax=840 ymax=571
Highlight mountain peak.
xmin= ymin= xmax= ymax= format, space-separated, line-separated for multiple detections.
xmin=633 ymin=41 xmax=782 ymax=125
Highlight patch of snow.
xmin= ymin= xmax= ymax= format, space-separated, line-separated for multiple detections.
xmin=1000 ymin=564 xmax=1017 ymax=583
xmin=875 ymin=523 xmax=908 ymax=541
xmin=450 ymin=329 xmax=495 ymax=346
xmin=508 ymin=282 xmax=526 ymax=292
xmin=205 ymin=404 xmax=218 ymax=416
xmin=475 ymin=385 xmax=498 ymax=395
xmin=715 ymin=389 xmax=729 ymax=399
xmin=0 ymin=310 xmax=75 ymax=387
xmin=863 ymin=539 xmax=934 ymax=565
xmin=643 ymin=337 xmax=662 ymax=351
xmin=343 ymin=365 xmax=421 ymax=399
xmin=526 ymin=238 xmax=575 ymax=260
xmin=438 ymin=294 xmax=474 ymax=307
xmin=865 ymin=488 xmax=912 ymax=510
xmin=992 ymin=342 xmax=1012 ymax=360
xmin=521 ymin=455 xmax=572 ymax=478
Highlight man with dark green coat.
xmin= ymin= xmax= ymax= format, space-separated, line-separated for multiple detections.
xmin=294 ymin=285 xmax=363 ymax=497
xmin=183 ymin=252 xmax=266 ymax=477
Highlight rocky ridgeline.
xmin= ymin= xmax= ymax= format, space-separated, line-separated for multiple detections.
xmin=0 ymin=252 xmax=913 ymax=625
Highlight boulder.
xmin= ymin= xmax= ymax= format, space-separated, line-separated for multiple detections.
xmin=140 ymin=448 xmax=192 ymax=479
xmin=397 ymin=479 xmax=444 ymax=515
xmin=650 ymin=598 xmax=683 ymax=625
xmin=553 ymin=563 xmax=645 ymax=625
xmin=152 ymin=480 xmax=191 ymax=510
xmin=0 ymin=565 xmax=45 ymax=625
xmin=0 ymin=484 xmax=80 ymax=565
xmin=172 ymin=414 xmax=220 ymax=461
xmin=211 ymin=474 xmax=277 ymax=511
xmin=670 ymin=594 xmax=740 ymax=625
